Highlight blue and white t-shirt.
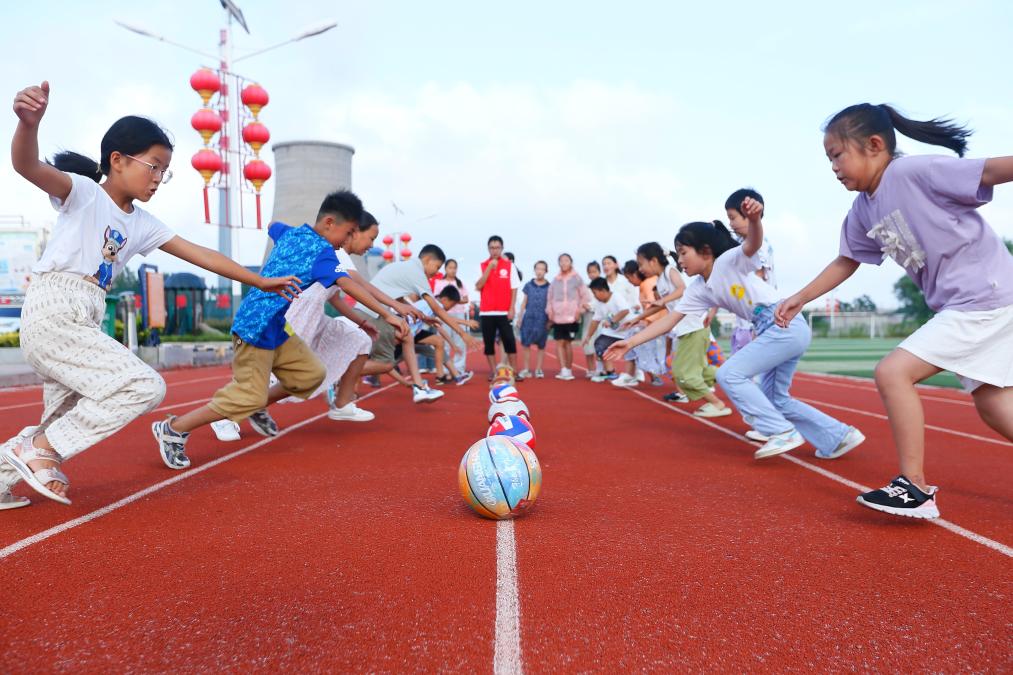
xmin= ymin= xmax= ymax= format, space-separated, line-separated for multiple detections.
xmin=232 ymin=222 xmax=348 ymax=348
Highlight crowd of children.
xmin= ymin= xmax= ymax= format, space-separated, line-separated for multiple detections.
xmin=3 ymin=80 xmax=1010 ymax=522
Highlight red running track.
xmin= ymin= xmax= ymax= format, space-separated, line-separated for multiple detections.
xmin=0 ymin=355 xmax=1009 ymax=672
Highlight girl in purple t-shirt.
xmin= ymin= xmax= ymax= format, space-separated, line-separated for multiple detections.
xmin=777 ymin=103 xmax=1013 ymax=520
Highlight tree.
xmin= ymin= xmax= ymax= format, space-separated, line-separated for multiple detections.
xmin=894 ymin=276 xmax=933 ymax=324
xmin=109 ymin=266 xmax=139 ymax=294
xmin=853 ymin=294 xmax=877 ymax=312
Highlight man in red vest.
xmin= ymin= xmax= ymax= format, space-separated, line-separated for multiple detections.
xmin=476 ymin=235 xmax=520 ymax=378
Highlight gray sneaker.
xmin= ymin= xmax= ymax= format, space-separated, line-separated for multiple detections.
xmin=152 ymin=417 xmax=191 ymax=470
xmin=248 ymin=409 xmax=280 ymax=437
xmin=817 ymin=426 xmax=866 ymax=459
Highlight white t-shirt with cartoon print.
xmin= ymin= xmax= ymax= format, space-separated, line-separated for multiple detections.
xmin=34 ymin=174 xmax=175 ymax=290
xmin=677 ymin=247 xmax=780 ymax=321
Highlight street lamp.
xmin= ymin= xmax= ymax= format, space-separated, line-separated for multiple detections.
xmin=115 ymin=4 xmax=336 ymax=316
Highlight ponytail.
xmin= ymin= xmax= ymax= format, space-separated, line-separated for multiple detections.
xmin=52 ymin=151 xmax=103 ymax=183
xmin=674 ymin=220 xmax=740 ymax=260
xmin=824 ymin=103 xmax=971 ymax=157
xmin=635 ymin=242 xmax=668 ymax=268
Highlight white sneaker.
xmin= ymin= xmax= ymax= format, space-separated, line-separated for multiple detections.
xmin=413 ymin=386 xmax=445 ymax=403
xmin=517 ymin=369 xmax=532 ymax=379
xmin=610 ymin=373 xmax=638 ymax=388
xmin=754 ymin=429 xmax=805 ymax=459
xmin=327 ymin=402 xmax=375 ymax=422
xmin=816 ymin=426 xmax=865 ymax=459
xmin=744 ymin=429 xmax=769 ymax=443
xmin=534 ymin=369 xmax=545 ymax=379
xmin=693 ymin=402 xmax=732 ymax=418
xmin=635 ymin=369 xmax=646 ymax=382
xmin=590 ymin=373 xmax=610 ymax=383
xmin=555 ymin=369 xmax=575 ymax=380
xmin=211 ymin=419 xmax=241 ymax=442
xmin=0 ymin=490 xmax=30 ymax=510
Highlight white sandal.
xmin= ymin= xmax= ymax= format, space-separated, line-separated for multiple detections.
xmin=0 ymin=490 xmax=30 ymax=510
xmin=1 ymin=436 xmax=71 ymax=505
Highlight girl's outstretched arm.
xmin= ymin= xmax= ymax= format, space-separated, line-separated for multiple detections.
xmin=159 ymin=236 xmax=302 ymax=300
xmin=12 ymin=81 xmax=72 ymax=201
xmin=775 ymin=256 xmax=860 ymax=326
xmin=981 ymin=156 xmax=1013 ymax=188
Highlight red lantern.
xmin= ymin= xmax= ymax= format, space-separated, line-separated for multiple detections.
xmin=242 ymin=122 xmax=270 ymax=157
xmin=382 ymin=235 xmax=394 ymax=246
xmin=191 ymin=108 xmax=222 ymax=147
xmin=190 ymin=68 xmax=221 ymax=105
xmin=241 ymin=83 xmax=269 ymax=119
xmin=191 ymin=149 xmax=224 ymax=223
xmin=175 ymin=294 xmax=188 ymax=309
xmin=244 ymin=159 xmax=272 ymax=229
xmin=382 ymin=249 xmax=394 ymax=261
xmin=400 ymin=248 xmax=412 ymax=259
xmin=400 ymin=232 xmax=412 ymax=244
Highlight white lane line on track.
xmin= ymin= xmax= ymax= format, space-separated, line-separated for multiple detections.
xmin=545 ymin=353 xmax=1013 ymax=558
xmin=793 ymin=396 xmax=1012 ymax=447
xmin=0 ymin=373 xmax=228 ymax=412
xmin=0 ymin=384 xmax=398 ymax=560
xmin=494 ymin=519 xmax=523 ymax=675
xmin=794 ymin=374 xmax=974 ymax=407
xmin=796 ymin=370 xmax=956 ymax=392
xmin=625 ymin=388 xmax=1013 ymax=558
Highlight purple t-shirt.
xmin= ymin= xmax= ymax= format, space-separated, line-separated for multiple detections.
xmin=839 ymin=154 xmax=1013 ymax=312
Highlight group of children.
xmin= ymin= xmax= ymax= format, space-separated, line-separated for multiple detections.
xmin=2 ymin=80 xmax=1011 ymax=522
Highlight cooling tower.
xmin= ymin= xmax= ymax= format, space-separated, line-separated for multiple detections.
xmin=270 ymin=140 xmax=355 ymax=227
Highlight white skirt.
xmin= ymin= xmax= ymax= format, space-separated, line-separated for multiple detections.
xmin=899 ymin=304 xmax=1013 ymax=392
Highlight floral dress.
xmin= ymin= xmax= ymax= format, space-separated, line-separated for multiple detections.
xmin=520 ymin=280 xmax=550 ymax=348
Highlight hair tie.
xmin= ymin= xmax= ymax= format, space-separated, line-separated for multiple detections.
xmin=96 ymin=164 xmax=103 ymax=177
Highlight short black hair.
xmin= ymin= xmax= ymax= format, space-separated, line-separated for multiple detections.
xmin=622 ymin=260 xmax=640 ymax=276
xmin=587 ymin=261 xmax=601 ymax=272
xmin=419 ymin=244 xmax=446 ymax=263
xmin=589 ymin=277 xmax=610 ymax=293
xmin=359 ymin=210 xmax=378 ymax=231
xmin=724 ymin=188 xmax=765 ymax=217
xmin=317 ymin=190 xmax=364 ymax=224
xmin=437 ymin=285 xmax=461 ymax=303
xmin=488 ymin=235 xmax=503 ymax=246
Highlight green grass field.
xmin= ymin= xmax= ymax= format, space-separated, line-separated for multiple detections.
xmin=718 ymin=337 xmax=963 ymax=389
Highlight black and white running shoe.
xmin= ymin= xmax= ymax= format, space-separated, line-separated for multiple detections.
xmin=152 ymin=417 xmax=191 ymax=470
xmin=857 ymin=475 xmax=939 ymax=519
xmin=248 ymin=409 xmax=280 ymax=437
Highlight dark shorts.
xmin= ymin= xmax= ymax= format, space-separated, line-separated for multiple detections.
xmin=415 ymin=329 xmax=437 ymax=343
xmin=593 ymin=334 xmax=623 ymax=358
xmin=552 ymin=323 xmax=580 ymax=341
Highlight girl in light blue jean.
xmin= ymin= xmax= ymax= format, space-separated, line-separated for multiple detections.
xmin=604 ymin=198 xmax=864 ymax=461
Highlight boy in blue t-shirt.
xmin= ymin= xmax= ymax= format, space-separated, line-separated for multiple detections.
xmin=152 ymin=191 xmax=407 ymax=470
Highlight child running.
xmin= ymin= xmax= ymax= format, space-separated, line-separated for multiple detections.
xmin=776 ymin=103 xmax=1013 ymax=519
xmin=0 ymin=81 xmax=301 ymax=506
xmin=606 ymin=204 xmax=864 ymax=462
xmin=152 ymin=191 xmax=407 ymax=470
xmin=517 ymin=261 xmax=551 ymax=379
xmin=546 ymin=253 xmax=590 ymax=380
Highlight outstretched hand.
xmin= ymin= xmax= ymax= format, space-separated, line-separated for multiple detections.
xmin=774 ymin=295 xmax=804 ymax=327
xmin=13 ymin=81 xmax=49 ymax=127
xmin=602 ymin=340 xmax=630 ymax=362
xmin=259 ymin=275 xmax=302 ymax=301
xmin=387 ymin=315 xmax=410 ymax=340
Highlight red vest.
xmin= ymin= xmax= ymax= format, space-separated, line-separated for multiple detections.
xmin=480 ymin=257 xmax=513 ymax=312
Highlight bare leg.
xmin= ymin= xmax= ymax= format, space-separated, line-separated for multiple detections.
xmin=334 ymin=354 xmax=368 ymax=408
xmin=972 ymin=384 xmax=1013 ymax=440
xmin=362 ymin=359 xmax=394 ymax=376
xmin=535 ymin=346 xmax=545 ymax=372
xmin=873 ymin=348 xmax=943 ymax=491
xmin=521 ymin=345 xmax=531 ymax=372
xmin=172 ymin=404 xmax=227 ymax=434
xmin=401 ymin=339 xmax=427 ymax=387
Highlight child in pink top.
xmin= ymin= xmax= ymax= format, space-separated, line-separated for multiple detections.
xmin=546 ymin=253 xmax=591 ymax=380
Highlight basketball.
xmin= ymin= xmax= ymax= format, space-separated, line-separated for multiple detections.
xmin=488 ymin=414 xmax=536 ymax=449
xmin=488 ymin=398 xmax=530 ymax=423
xmin=488 ymin=383 xmax=520 ymax=404
xmin=458 ymin=436 xmax=542 ymax=519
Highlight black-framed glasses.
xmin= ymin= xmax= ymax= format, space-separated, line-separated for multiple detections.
xmin=125 ymin=154 xmax=173 ymax=184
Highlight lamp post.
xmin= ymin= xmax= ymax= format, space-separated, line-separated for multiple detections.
xmin=116 ymin=7 xmax=336 ymax=315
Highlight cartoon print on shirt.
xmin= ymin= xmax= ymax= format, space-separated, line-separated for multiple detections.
xmin=95 ymin=226 xmax=127 ymax=289
xmin=867 ymin=209 xmax=926 ymax=272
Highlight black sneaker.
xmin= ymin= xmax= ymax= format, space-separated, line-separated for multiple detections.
xmin=248 ymin=409 xmax=280 ymax=437
xmin=152 ymin=417 xmax=190 ymax=470
xmin=856 ymin=475 xmax=939 ymax=519
xmin=663 ymin=391 xmax=690 ymax=404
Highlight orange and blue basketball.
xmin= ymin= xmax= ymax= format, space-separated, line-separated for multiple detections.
xmin=488 ymin=398 xmax=530 ymax=423
xmin=488 ymin=414 xmax=536 ymax=449
xmin=489 ymin=383 xmax=520 ymax=404
xmin=458 ymin=436 xmax=542 ymax=519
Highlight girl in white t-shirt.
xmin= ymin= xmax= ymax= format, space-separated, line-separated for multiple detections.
xmin=0 ymin=80 xmax=300 ymax=509
xmin=606 ymin=201 xmax=864 ymax=462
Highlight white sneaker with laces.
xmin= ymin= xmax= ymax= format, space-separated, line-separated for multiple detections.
xmin=555 ymin=368 xmax=575 ymax=380
xmin=744 ymin=429 xmax=769 ymax=443
xmin=413 ymin=386 xmax=445 ymax=403
xmin=211 ymin=419 xmax=241 ymax=442
xmin=754 ymin=429 xmax=805 ymax=459
xmin=327 ymin=403 xmax=375 ymax=422
xmin=517 ymin=369 xmax=532 ymax=379
xmin=816 ymin=426 xmax=865 ymax=459
xmin=610 ymin=373 xmax=638 ymax=388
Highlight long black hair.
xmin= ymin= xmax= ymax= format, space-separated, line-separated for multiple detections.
xmin=674 ymin=221 xmax=740 ymax=259
xmin=823 ymin=103 xmax=972 ymax=158
xmin=445 ymin=258 xmax=463 ymax=288
xmin=636 ymin=242 xmax=674 ymax=268
xmin=52 ymin=115 xmax=174 ymax=182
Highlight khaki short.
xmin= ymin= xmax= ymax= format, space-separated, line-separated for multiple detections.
xmin=209 ymin=333 xmax=325 ymax=421
xmin=358 ymin=310 xmax=399 ymax=364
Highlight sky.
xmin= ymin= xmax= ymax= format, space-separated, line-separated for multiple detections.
xmin=2 ymin=0 xmax=1012 ymax=309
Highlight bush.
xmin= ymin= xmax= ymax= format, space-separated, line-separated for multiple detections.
xmin=0 ymin=331 xmax=19 ymax=348
xmin=159 ymin=332 xmax=232 ymax=343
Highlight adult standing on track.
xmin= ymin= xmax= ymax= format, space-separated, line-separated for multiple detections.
xmin=476 ymin=235 xmax=521 ymax=379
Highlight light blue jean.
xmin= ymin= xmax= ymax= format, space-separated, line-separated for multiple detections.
xmin=715 ymin=310 xmax=849 ymax=454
